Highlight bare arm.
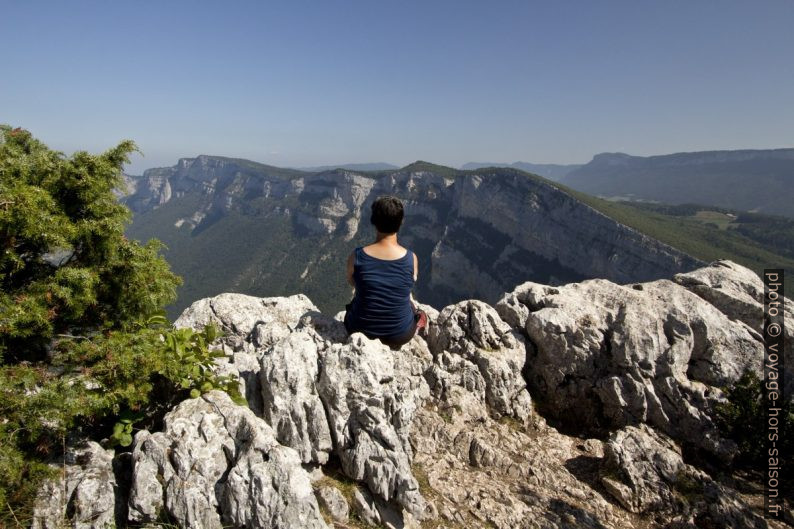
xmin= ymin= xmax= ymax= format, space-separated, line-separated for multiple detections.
xmin=346 ymin=251 xmax=355 ymax=288
xmin=413 ymin=253 xmax=419 ymax=282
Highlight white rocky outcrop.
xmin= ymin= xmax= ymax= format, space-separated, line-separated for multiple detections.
xmin=674 ymin=259 xmax=794 ymax=397
xmin=31 ymin=260 xmax=784 ymax=528
xmin=127 ymin=390 xmax=327 ymax=529
xmin=259 ymin=330 xmax=333 ymax=464
xmin=495 ymin=261 xmax=775 ymax=460
xmin=427 ymin=300 xmax=532 ymax=422
xmin=177 ymin=293 xmax=432 ymax=522
xmin=316 ymin=333 xmax=429 ymax=518
xmin=31 ymin=442 xmax=120 ymax=529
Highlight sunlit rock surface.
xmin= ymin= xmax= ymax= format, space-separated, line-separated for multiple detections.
xmin=32 ymin=260 xmax=788 ymax=528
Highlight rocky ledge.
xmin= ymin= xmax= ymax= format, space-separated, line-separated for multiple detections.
xmin=32 ymin=260 xmax=792 ymax=529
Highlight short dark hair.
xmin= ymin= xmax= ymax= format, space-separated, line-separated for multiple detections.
xmin=370 ymin=195 xmax=404 ymax=234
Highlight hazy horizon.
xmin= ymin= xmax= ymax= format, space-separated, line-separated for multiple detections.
xmin=118 ymin=144 xmax=794 ymax=176
xmin=3 ymin=1 xmax=793 ymax=174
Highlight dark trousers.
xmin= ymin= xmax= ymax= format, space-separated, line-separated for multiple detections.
xmin=344 ymin=300 xmax=419 ymax=349
xmin=378 ymin=316 xmax=419 ymax=349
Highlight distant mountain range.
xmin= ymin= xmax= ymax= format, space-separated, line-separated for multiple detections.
xmin=293 ymin=161 xmax=583 ymax=180
xmin=460 ymin=162 xmax=582 ymax=181
xmin=559 ymin=149 xmax=794 ymax=218
xmin=120 ymin=148 xmax=794 ymax=319
xmin=119 ymin=156 xmax=703 ymax=319
xmin=294 ymin=162 xmax=399 ymax=172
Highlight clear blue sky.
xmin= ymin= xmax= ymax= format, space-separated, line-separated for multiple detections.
xmin=3 ymin=1 xmax=793 ymax=174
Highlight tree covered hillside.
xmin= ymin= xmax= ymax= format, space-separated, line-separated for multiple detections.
xmin=560 ymin=150 xmax=794 ymax=218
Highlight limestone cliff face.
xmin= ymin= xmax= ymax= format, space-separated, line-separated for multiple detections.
xmin=31 ymin=260 xmax=792 ymax=529
xmin=435 ymin=170 xmax=699 ymax=300
xmin=122 ymin=157 xmax=703 ymax=314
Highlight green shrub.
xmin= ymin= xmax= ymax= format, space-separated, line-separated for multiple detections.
xmin=714 ymin=369 xmax=794 ymax=473
xmin=0 ymin=125 xmax=242 ymax=525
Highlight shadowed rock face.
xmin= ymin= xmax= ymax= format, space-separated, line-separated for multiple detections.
xmin=32 ymin=260 xmax=785 ymax=529
xmin=600 ymin=424 xmax=766 ymax=529
xmin=122 ymin=157 xmax=703 ymax=316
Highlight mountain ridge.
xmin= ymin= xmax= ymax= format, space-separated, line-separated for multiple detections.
xmin=561 ymin=148 xmax=794 ymax=217
xmin=461 ymin=161 xmax=583 ymax=180
xmin=120 ymin=155 xmax=703 ymax=319
xmin=295 ymin=162 xmax=400 ymax=172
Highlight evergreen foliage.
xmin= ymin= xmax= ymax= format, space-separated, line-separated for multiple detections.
xmin=0 ymin=126 xmax=242 ymax=525
xmin=714 ymin=370 xmax=794 ymax=484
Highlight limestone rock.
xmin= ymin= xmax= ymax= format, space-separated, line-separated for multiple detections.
xmin=317 ymin=333 xmax=428 ymax=518
xmin=351 ymin=486 xmax=419 ymax=529
xmin=352 ymin=487 xmax=382 ymax=527
xmin=174 ymin=293 xmax=320 ymax=347
xmin=496 ymin=269 xmax=765 ymax=459
xmin=127 ymin=390 xmax=327 ymax=529
xmin=424 ymin=350 xmax=489 ymax=423
xmin=601 ymin=424 xmax=765 ymax=528
xmin=174 ymin=293 xmax=341 ymax=415
xmin=32 ymin=258 xmax=786 ymax=529
xmin=410 ymin=405 xmax=633 ymax=529
xmin=674 ymin=259 xmax=794 ymax=397
xmin=428 ymin=300 xmax=532 ymax=422
xmin=673 ymin=260 xmax=767 ymax=331
xmin=176 ymin=293 xmax=430 ymax=519
xmin=600 ymin=424 xmax=688 ymax=513
xmin=31 ymin=442 xmax=120 ymax=529
xmin=315 ymin=485 xmax=349 ymax=522
xmin=259 ymin=329 xmax=333 ymax=464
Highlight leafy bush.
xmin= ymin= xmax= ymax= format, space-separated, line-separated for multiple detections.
xmin=0 ymin=126 xmax=242 ymax=525
xmin=714 ymin=369 xmax=794 ymax=474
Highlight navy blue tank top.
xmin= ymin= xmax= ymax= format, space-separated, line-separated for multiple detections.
xmin=344 ymin=246 xmax=415 ymax=338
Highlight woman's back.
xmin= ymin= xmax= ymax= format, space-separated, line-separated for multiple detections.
xmin=345 ymin=246 xmax=415 ymax=338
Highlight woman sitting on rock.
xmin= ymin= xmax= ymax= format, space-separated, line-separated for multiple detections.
xmin=343 ymin=195 xmax=427 ymax=349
